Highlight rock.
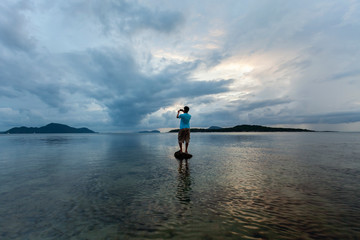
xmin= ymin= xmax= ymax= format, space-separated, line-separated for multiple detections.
xmin=174 ymin=150 xmax=193 ymax=160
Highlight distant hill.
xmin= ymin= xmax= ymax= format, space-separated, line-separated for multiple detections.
xmin=4 ymin=123 xmax=96 ymax=134
xmin=208 ymin=126 xmax=222 ymax=130
xmin=169 ymin=124 xmax=314 ymax=133
xmin=138 ymin=130 xmax=161 ymax=133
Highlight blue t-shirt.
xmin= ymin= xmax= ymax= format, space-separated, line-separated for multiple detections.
xmin=179 ymin=113 xmax=191 ymax=129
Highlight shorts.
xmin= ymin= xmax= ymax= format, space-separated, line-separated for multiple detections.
xmin=178 ymin=128 xmax=190 ymax=143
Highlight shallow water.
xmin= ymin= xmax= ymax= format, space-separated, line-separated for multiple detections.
xmin=0 ymin=132 xmax=359 ymax=239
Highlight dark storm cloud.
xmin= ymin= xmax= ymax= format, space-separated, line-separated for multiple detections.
xmin=0 ymin=1 xmax=36 ymax=52
xmin=106 ymin=78 xmax=233 ymax=127
xmin=0 ymin=52 xmax=67 ymax=110
xmin=64 ymin=48 xmax=233 ymax=127
xmin=1 ymin=44 xmax=232 ymax=128
xmin=29 ymin=83 xmax=65 ymax=111
xmin=0 ymin=0 xmax=187 ymax=129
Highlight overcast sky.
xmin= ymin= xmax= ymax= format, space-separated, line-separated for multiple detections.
xmin=1 ymin=0 xmax=360 ymax=132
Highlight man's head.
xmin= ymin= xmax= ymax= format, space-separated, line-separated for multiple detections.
xmin=184 ymin=106 xmax=189 ymax=113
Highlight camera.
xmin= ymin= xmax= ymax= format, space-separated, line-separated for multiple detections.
xmin=179 ymin=109 xmax=184 ymax=112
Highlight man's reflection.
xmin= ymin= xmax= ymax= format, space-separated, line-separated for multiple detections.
xmin=176 ymin=158 xmax=192 ymax=204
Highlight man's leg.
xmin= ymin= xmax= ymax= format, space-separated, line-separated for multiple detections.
xmin=179 ymin=142 xmax=183 ymax=152
xmin=185 ymin=129 xmax=190 ymax=154
xmin=178 ymin=130 xmax=184 ymax=152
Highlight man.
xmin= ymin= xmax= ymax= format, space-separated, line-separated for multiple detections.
xmin=176 ymin=106 xmax=191 ymax=153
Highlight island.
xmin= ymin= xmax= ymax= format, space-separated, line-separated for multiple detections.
xmin=138 ymin=130 xmax=161 ymax=133
xmin=169 ymin=124 xmax=314 ymax=133
xmin=3 ymin=123 xmax=97 ymax=134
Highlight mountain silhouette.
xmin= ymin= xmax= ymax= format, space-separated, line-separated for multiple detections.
xmin=169 ymin=124 xmax=314 ymax=132
xmin=4 ymin=123 xmax=96 ymax=134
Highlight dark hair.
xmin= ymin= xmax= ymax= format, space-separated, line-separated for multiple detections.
xmin=184 ymin=106 xmax=189 ymax=113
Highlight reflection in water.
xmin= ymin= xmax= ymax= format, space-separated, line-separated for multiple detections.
xmin=40 ymin=136 xmax=71 ymax=145
xmin=176 ymin=159 xmax=192 ymax=204
xmin=0 ymin=133 xmax=360 ymax=239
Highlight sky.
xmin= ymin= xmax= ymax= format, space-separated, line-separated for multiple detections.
xmin=1 ymin=0 xmax=360 ymax=132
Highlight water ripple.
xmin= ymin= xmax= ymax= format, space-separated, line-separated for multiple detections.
xmin=1 ymin=133 xmax=360 ymax=239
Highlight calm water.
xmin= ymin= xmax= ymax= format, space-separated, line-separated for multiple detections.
xmin=0 ymin=132 xmax=359 ymax=239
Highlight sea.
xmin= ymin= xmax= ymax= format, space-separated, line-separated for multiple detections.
xmin=0 ymin=132 xmax=359 ymax=239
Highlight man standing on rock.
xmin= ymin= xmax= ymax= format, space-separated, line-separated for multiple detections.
xmin=176 ymin=106 xmax=191 ymax=153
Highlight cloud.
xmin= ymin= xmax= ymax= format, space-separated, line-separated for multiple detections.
xmin=62 ymin=48 xmax=233 ymax=127
xmin=1 ymin=0 xmax=360 ymax=131
xmin=0 ymin=51 xmax=68 ymax=111
xmin=194 ymin=97 xmax=293 ymax=127
xmin=236 ymin=98 xmax=292 ymax=112
xmin=331 ymin=70 xmax=360 ymax=81
xmin=59 ymin=0 xmax=184 ymax=35
xmin=246 ymin=110 xmax=360 ymax=125
xmin=299 ymin=111 xmax=360 ymax=124
xmin=0 ymin=0 xmax=36 ymax=52
xmin=0 ymin=0 xmax=187 ymax=130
